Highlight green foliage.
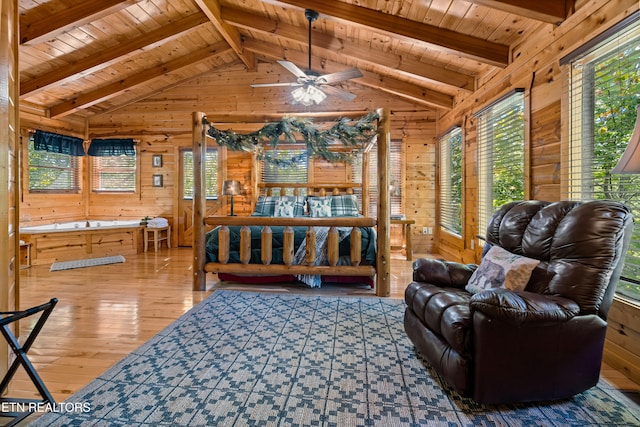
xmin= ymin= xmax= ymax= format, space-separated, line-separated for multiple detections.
xmin=590 ymin=40 xmax=640 ymax=298
xmin=205 ymin=112 xmax=380 ymax=166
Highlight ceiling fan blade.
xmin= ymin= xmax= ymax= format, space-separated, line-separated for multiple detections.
xmin=319 ymin=68 xmax=363 ymax=84
xmin=251 ymin=82 xmax=301 ymax=88
xmin=277 ymin=60 xmax=309 ymax=79
xmin=320 ymin=85 xmax=357 ymax=101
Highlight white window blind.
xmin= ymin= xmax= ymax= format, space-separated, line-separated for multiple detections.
xmin=28 ymin=137 xmax=80 ymax=192
xmin=183 ymin=150 xmax=218 ymax=199
xmin=353 ymin=140 xmax=402 ymax=217
xmin=91 ymin=154 xmax=136 ymax=192
xmin=476 ymin=90 xmax=525 ymax=237
xmin=261 ymin=148 xmax=308 ymax=195
xmin=565 ymin=14 xmax=640 ymax=301
xmin=439 ymin=127 xmax=463 ymax=236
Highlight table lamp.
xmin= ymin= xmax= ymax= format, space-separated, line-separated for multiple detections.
xmin=612 ymin=105 xmax=640 ymax=174
xmin=222 ymin=180 xmax=242 ymax=216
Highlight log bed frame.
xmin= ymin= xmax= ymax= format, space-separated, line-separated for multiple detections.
xmin=191 ymin=108 xmax=392 ymax=297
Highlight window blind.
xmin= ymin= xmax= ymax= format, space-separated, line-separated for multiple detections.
xmin=183 ymin=150 xmax=218 ymax=199
xmin=28 ymin=137 xmax=80 ymax=192
xmin=91 ymin=154 xmax=137 ymax=192
xmin=261 ymin=148 xmax=308 ymax=195
xmin=566 ymin=17 xmax=640 ymax=301
xmin=476 ymin=90 xmax=525 ymax=238
xmin=352 ymin=140 xmax=402 ymax=217
xmin=439 ymin=127 xmax=463 ymax=236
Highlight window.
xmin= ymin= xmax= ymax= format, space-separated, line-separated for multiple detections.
xmin=261 ymin=148 xmax=308 ymax=195
xmin=28 ymin=136 xmax=81 ymax=193
xmin=564 ymin=14 xmax=640 ymax=301
xmin=353 ymin=140 xmax=403 ymax=217
xmin=439 ymin=127 xmax=463 ymax=236
xmin=476 ymin=90 xmax=526 ymax=237
xmin=91 ymin=155 xmax=136 ymax=192
xmin=183 ymin=149 xmax=218 ymax=199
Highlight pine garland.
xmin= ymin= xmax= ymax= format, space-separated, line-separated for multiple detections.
xmin=205 ymin=111 xmax=379 ymax=166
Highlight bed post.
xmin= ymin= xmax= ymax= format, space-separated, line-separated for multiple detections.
xmin=376 ymin=108 xmax=391 ymax=297
xmin=193 ymin=112 xmax=207 ymax=291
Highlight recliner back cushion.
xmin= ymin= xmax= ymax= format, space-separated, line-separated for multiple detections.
xmin=484 ymin=200 xmax=632 ymax=315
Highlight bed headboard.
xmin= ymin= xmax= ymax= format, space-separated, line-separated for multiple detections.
xmin=258 ymin=183 xmax=360 ymax=197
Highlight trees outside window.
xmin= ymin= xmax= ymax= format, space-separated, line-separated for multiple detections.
xmin=566 ymin=17 xmax=640 ymax=301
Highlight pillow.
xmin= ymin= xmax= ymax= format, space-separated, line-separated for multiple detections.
xmin=331 ymin=194 xmax=360 ymax=217
xmin=465 ymin=246 xmax=540 ymax=294
xmin=273 ymin=199 xmax=295 ymax=217
xmin=308 ymin=197 xmax=332 ymax=217
xmin=252 ymin=196 xmax=305 ymax=216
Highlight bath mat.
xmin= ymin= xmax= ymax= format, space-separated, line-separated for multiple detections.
xmin=50 ymin=255 xmax=125 ymax=272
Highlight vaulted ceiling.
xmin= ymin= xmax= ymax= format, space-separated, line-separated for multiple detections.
xmin=18 ymin=0 xmax=575 ymax=120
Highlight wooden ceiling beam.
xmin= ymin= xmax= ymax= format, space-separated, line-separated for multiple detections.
xmin=222 ymin=6 xmax=475 ymax=92
xmin=465 ymin=0 xmax=575 ymax=24
xmin=21 ymin=14 xmax=211 ymax=98
xmin=244 ymin=40 xmax=453 ymax=110
xmin=267 ymin=0 xmax=510 ymax=67
xmin=49 ymin=42 xmax=234 ymax=118
xmin=20 ymin=0 xmax=137 ymax=45
xmin=194 ymin=0 xmax=255 ymax=70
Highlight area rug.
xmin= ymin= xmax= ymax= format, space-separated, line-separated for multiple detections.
xmin=28 ymin=290 xmax=640 ymax=426
xmin=50 ymin=255 xmax=125 ymax=271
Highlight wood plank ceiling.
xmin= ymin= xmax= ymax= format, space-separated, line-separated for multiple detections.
xmin=18 ymin=0 xmax=575 ymax=120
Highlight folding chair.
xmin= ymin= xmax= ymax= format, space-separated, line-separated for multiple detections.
xmin=0 ymin=298 xmax=58 ymax=426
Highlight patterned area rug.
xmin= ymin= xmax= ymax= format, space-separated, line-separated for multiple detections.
xmin=28 ymin=290 xmax=640 ymax=426
xmin=50 ymin=255 xmax=125 ymax=271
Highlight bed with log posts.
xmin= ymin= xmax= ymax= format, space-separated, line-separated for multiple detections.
xmin=191 ymin=109 xmax=391 ymax=297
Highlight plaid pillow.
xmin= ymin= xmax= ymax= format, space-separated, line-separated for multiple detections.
xmin=252 ymin=196 xmax=305 ymax=216
xmin=331 ymin=195 xmax=360 ymax=217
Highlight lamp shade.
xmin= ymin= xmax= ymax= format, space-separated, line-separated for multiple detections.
xmin=612 ymin=105 xmax=640 ymax=174
xmin=222 ymin=180 xmax=242 ymax=196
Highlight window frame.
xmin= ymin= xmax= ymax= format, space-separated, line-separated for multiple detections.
xmin=27 ymin=134 xmax=81 ymax=194
xmin=439 ymin=126 xmax=463 ymax=237
xmin=90 ymin=149 xmax=138 ymax=194
xmin=182 ymin=148 xmax=219 ymax=200
xmin=564 ymin=14 xmax=640 ymax=302
xmin=475 ymin=89 xmax=526 ymax=239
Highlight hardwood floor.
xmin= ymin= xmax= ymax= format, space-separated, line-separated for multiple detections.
xmin=9 ymin=247 xmax=640 ymax=404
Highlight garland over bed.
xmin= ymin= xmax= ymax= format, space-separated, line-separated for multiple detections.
xmin=204 ymin=111 xmax=380 ymax=165
xmin=192 ymin=109 xmax=392 ymax=297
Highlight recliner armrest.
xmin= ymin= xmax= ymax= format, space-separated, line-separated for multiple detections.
xmin=412 ymin=258 xmax=477 ymax=289
xmin=470 ymin=288 xmax=580 ymax=326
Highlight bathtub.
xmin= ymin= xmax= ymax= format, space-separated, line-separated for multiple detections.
xmin=20 ymin=220 xmax=142 ymax=232
xmin=20 ymin=220 xmax=144 ymax=266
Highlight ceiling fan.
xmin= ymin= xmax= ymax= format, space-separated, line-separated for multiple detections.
xmin=251 ymin=9 xmax=363 ymax=105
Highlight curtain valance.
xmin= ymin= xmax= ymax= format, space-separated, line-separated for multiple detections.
xmin=88 ymin=139 xmax=136 ymax=156
xmin=33 ymin=130 xmax=85 ymax=156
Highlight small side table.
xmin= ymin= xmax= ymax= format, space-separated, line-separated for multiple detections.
xmin=19 ymin=242 xmax=31 ymax=269
xmin=390 ymin=219 xmax=415 ymax=261
xmin=144 ymin=226 xmax=171 ymax=252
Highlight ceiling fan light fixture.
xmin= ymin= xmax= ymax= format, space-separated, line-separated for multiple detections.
xmin=291 ymin=85 xmax=326 ymax=106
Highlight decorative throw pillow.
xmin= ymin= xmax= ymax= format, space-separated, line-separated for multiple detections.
xmin=308 ymin=197 xmax=332 ymax=217
xmin=252 ymin=196 xmax=305 ymax=216
xmin=331 ymin=194 xmax=360 ymax=217
xmin=465 ymin=246 xmax=540 ymax=294
xmin=274 ymin=200 xmax=295 ymax=217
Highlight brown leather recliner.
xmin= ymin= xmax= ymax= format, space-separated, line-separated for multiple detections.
xmin=404 ymin=200 xmax=634 ymax=404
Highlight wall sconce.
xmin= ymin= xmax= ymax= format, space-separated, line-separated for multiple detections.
xmin=612 ymin=105 xmax=640 ymax=174
xmin=223 ymin=180 xmax=242 ymax=216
